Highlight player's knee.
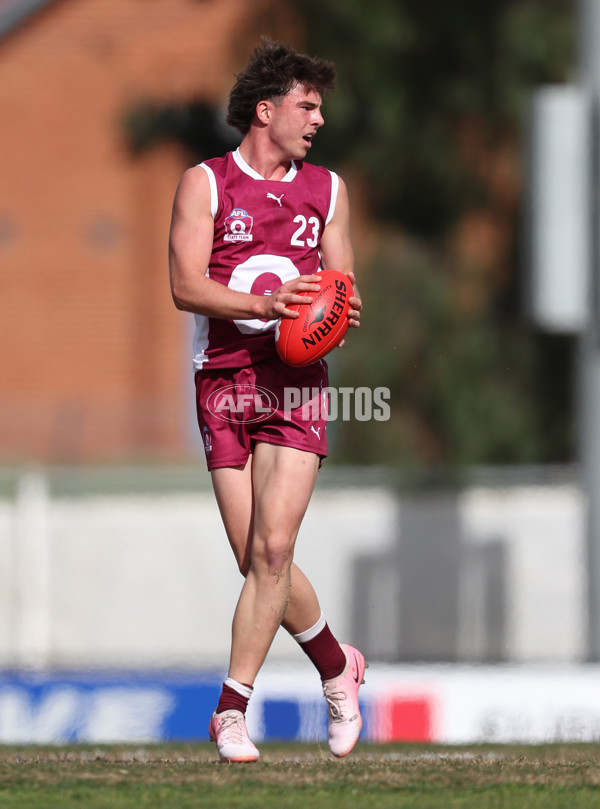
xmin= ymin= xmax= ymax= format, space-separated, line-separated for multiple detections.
xmin=252 ymin=532 xmax=294 ymax=576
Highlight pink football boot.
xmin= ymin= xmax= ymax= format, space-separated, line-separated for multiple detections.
xmin=322 ymin=644 xmax=367 ymax=757
xmin=208 ymin=710 xmax=260 ymax=763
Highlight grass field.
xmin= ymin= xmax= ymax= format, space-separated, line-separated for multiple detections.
xmin=1 ymin=742 xmax=600 ymax=808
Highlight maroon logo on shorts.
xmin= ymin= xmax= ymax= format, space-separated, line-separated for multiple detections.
xmin=207 ymin=385 xmax=278 ymax=424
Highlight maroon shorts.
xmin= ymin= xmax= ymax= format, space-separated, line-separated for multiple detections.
xmin=195 ymin=356 xmax=329 ymax=470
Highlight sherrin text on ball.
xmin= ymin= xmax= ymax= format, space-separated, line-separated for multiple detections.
xmin=275 ymin=269 xmax=352 ymax=367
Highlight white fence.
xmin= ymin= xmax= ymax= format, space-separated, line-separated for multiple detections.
xmin=0 ymin=465 xmax=588 ymax=670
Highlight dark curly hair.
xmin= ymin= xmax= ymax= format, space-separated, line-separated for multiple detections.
xmin=226 ymin=38 xmax=336 ymax=135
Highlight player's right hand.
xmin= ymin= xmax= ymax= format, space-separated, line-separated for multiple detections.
xmin=261 ymin=274 xmax=322 ymax=320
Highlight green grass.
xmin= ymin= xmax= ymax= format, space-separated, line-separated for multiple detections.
xmin=1 ymin=743 xmax=599 ymax=808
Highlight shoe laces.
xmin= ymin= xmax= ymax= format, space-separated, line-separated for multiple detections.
xmin=323 ymin=683 xmax=347 ymax=721
xmin=217 ymin=711 xmax=247 ymax=742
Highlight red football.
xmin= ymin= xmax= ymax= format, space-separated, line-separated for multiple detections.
xmin=275 ymin=269 xmax=352 ymax=367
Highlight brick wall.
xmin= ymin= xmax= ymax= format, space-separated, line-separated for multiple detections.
xmin=0 ymin=0 xmax=301 ymax=461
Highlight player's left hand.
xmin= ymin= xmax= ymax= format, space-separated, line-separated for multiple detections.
xmin=346 ymin=271 xmax=361 ymax=328
xmin=338 ymin=271 xmax=361 ymax=348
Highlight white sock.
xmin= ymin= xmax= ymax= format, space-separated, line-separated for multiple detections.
xmin=293 ymin=612 xmax=326 ymax=644
xmin=224 ymin=677 xmax=254 ymax=699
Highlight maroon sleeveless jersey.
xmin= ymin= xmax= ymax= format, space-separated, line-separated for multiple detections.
xmin=192 ymin=149 xmax=339 ymax=370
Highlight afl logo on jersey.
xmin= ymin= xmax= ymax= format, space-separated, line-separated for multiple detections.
xmin=224 ymin=208 xmax=254 ymax=242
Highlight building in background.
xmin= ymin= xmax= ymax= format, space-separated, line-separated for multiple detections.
xmin=0 ymin=0 xmax=300 ymax=462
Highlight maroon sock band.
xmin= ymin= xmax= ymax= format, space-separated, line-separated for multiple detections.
xmin=298 ymin=622 xmax=346 ymax=681
xmin=216 ymin=682 xmax=251 ymax=715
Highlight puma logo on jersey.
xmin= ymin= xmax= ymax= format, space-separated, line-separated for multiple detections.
xmin=267 ymin=192 xmax=284 ymax=206
xmin=311 ymin=425 xmax=322 ymax=439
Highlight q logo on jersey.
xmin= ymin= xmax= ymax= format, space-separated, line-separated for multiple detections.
xmin=224 ymin=208 xmax=253 ymax=242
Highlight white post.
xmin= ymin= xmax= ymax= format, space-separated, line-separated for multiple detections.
xmin=13 ymin=469 xmax=51 ymax=668
xmin=578 ymin=0 xmax=600 ymax=660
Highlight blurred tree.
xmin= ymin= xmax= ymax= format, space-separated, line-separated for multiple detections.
xmin=328 ymin=234 xmax=574 ymax=471
xmin=289 ymin=0 xmax=577 ymax=473
xmin=122 ymin=100 xmax=239 ymax=160
xmin=294 ymin=0 xmax=574 ymax=237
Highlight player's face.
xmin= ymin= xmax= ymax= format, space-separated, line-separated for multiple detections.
xmin=267 ymin=84 xmax=324 ymax=160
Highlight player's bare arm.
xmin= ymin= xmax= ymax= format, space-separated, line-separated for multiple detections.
xmin=169 ymin=166 xmax=321 ymax=320
xmin=320 ymin=177 xmax=362 ymax=329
